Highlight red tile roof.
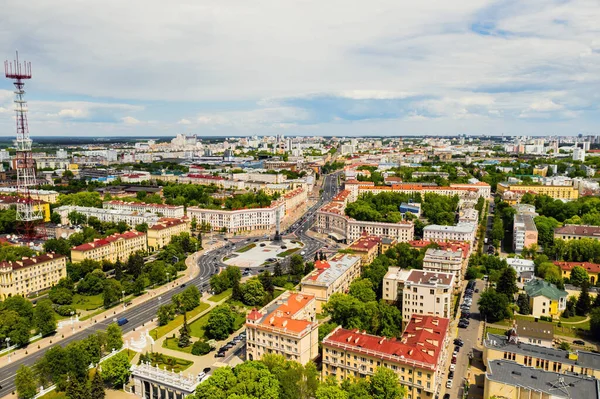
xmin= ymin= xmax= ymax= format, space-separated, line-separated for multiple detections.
xmin=0 ymin=253 xmax=66 ymax=271
xmin=553 ymin=261 xmax=600 ymax=274
xmin=555 ymin=225 xmax=600 ymax=237
xmin=348 ymin=234 xmax=381 ymax=252
xmin=71 ymin=230 xmax=146 ymax=251
xmin=149 ymin=218 xmax=188 ymax=231
xmin=186 ymin=173 xmax=225 ymax=181
xmin=323 ymin=315 xmax=449 ymax=370
xmin=246 ymin=293 xmax=316 ymax=334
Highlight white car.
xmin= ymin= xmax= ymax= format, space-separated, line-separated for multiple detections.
xmin=446 ymin=380 xmax=453 ymax=389
xmin=449 ymin=363 xmax=456 ymax=372
xmin=197 ymin=372 xmax=206 ymax=380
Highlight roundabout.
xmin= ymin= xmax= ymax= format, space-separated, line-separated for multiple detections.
xmin=222 ymin=239 xmax=303 ymax=268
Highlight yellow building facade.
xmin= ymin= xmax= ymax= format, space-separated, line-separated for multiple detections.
xmin=147 ymin=218 xmax=190 ymax=252
xmin=0 ymin=253 xmax=67 ymax=299
xmin=497 ymin=183 xmax=579 ymax=200
xmin=71 ymin=230 xmax=147 ymax=263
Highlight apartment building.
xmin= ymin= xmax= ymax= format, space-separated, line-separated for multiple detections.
xmin=0 ymin=188 xmax=59 ymax=204
xmin=0 ymin=253 xmax=67 ymax=299
xmin=103 ymin=201 xmax=185 ymax=218
xmin=422 ymin=248 xmax=464 ymax=286
xmin=506 ymin=258 xmax=535 ymax=277
xmin=408 ymin=240 xmax=471 ymax=260
xmin=347 ymin=233 xmax=381 ymax=265
xmin=457 ymin=208 xmax=478 ymax=224
xmin=423 ymin=222 xmax=476 ymax=243
xmin=554 ymin=261 xmax=600 ymax=285
xmin=485 ymin=360 xmax=599 ymax=399
xmin=71 ymin=230 xmax=148 ymax=263
xmin=524 ymin=279 xmax=567 ymax=319
xmin=147 ymin=218 xmax=190 ymax=252
xmin=554 ymin=224 xmax=600 ymax=242
xmin=513 ymin=214 xmax=538 ymax=252
xmin=181 ymin=173 xmax=245 ymax=189
xmin=282 ymin=187 xmax=307 ymax=215
xmin=316 ymin=202 xmax=414 ymax=243
xmin=344 ymin=181 xmax=479 ymax=203
xmin=245 ymin=292 xmax=318 ymax=365
xmin=300 ymin=254 xmax=362 ymax=312
xmin=382 ymin=268 xmax=454 ymax=322
xmin=484 ymin=333 xmax=600 ymax=379
xmin=496 ymin=183 xmax=579 ymax=200
xmin=187 ymin=203 xmax=285 ymax=234
xmin=450 ymin=182 xmax=491 ymax=198
xmin=322 ymin=315 xmax=450 ymax=399
xmin=55 ymin=205 xmax=160 ymax=227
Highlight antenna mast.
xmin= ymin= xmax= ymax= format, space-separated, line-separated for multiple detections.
xmin=4 ymin=51 xmax=45 ymax=240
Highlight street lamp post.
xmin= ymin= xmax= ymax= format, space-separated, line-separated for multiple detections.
xmin=70 ymin=311 xmax=75 ymax=333
xmin=5 ymin=337 xmax=11 ymax=363
xmin=122 ymin=290 xmax=126 ymax=309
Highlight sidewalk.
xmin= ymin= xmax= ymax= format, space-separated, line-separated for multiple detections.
xmin=0 ymin=241 xmax=228 ymax=368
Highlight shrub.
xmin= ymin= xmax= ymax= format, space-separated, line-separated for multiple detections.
xmin=56 ymin=305 xmax=77 ymax=317
xmin=191 ymin=341 xmax=212 ymax=356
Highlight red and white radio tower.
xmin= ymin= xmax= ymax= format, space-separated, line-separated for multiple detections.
xmin=4 ymin=51 xmax=45 ymax=240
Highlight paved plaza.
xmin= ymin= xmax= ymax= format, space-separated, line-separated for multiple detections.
xmin=223 ymin=239 xmax=302 ymax=268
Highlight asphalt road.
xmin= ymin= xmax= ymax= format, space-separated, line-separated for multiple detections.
xmin=0 ymin=172 xmax=342 ymax=396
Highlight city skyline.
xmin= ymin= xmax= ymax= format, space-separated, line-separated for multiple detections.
xmin=1 ymin=0 xmax=599 ymax=137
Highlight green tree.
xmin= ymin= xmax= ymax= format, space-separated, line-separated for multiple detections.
xmin=496 ymin=267 xmax=518 ymax=300
xmin=180 ymin=285 xmax=201 ymax=311
xmin=135 ymin=223 xmax=148 ymax=233
xmin=370 ymin=367 xmax=406 ymax=399
xmin=241 ymin=278 xmax=268 ymax=306
xmin=2 ymin=295 xmax=34 ymax=322
xmin=205 ymin=305 xmax=236 ymax=340
xmin=65 ymin=374 xmax=90 ymax=399
xmin=348 ymin=278 xmax=376 ymax=303
xmin=258 ymin=271 xmax=275 ymax=293
xmin=274 ymin=262 xmax=283 ymax=277
xmin=316 ymin=385 xmax=348 ymax=399
xmin=290 ymin=254 xmax=305 ymax=276
xmin=157 ymin=304 xmax=176 ymax=326
xmin=590 ymin=308 xmax=600 ymax=337
xmin=516 ymin=293 xmax=531 ymax=315
xmin=127 ymin=252 xmax=145 ymax=278
xmin=191 ymin=341 xmax=212 ymax=355
xmin=90 ymin=369 xmax=106 ymax=399
xmin=68 ymin=210 xmax=87 ymax=225
xmin=15 ymin=365 xmax=37 ymax=399
xmin=575 ymin=282 xmax=592 ymax=316
xmin=179 ymin=312 xmax=191 ymax=347
xmin=34 ymin=299 xmax=57 ymax=336
xmin=101 ymin=351 xmax=131 ymax=388
xmin=43 ymin=238 xmax=72 ymax=257
xmin=49 ymin=287 xmax=74 ymax=305
xmin=569 ymin=266 xmax=589 ymax=287
xmin=478 ymin=290 xmax=511 ymax=323
xmin=106 ymin=323 xmax=123 ymax=351
xmin=50 ymin=212 xmax=62 ymax=224
xmin=103 ymin=278 xmax=123 ymax=308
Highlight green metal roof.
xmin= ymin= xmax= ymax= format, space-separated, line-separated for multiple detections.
xmin=524 ymin=279 xmax=567 ymax=301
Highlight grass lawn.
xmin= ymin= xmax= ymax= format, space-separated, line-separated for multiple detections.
xmin=72 ymin=294 xmax=104 ymax=311
xmin=80 ymin=307 xmax=106 ymax=322
xmin=277 ymin=248 xmax=300 ymax=257
xmin=189 ymin=311 xmax=211 ymax=339
xmin=163 ymin=336 xmax=193 ymax=354
xmin=208 ymin=288 xmax=232 ymax=302
xmin=142 ymin=352 xmax=193 ymax=372
xmin=39 ymin=391 xmax=67 ymax=399
xmin=559 ymin=315 xmax=588 ymax=323
xmin=236 ymin=243 xmax=256 ymax=253
xmin=150 ymin=302 xmax=210 ymax=340
xmin=486 ymin=326 xmax=509 ymax=336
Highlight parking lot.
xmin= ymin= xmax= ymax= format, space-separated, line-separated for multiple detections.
xmin=439 ymin=279 xmax=484 ymax=399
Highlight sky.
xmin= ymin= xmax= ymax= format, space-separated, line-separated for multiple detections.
xmin=0 ymin=0 xmax=599 ymax=137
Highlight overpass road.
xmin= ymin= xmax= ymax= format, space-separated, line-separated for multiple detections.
xmin=0 ymin=172 xmax=342 ymax=397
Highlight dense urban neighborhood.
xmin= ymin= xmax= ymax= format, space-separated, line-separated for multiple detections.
xmin=0 ymin=134 xmax=598 ymax=399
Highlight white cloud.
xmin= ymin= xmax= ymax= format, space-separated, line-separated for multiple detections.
xmin=121 ymin=116 xmax=141 ymax=124
xmin=0 ymin=0 xmax=598 ymax=135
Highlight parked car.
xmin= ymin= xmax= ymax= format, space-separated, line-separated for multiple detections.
xmin=198 ymin=372 xmax=206 ymax=380
xmin=449 ymin=363 xmax=456 ymax=372
xmin=443 ymin=394 xmax=450 ymax=399
xmin=454 ymin=338 xmax=463 ymax=346
xmin=475 ymin=288 xmax=479 ymax=293
xmin=573 ymin=340 xmax=586 ymax=345
xmin=448 ymin=371 xmax=454 ymax=380
xmin=260 ymin=243 xmax=266 ymax=247
xmin=458 ymin=321 xmax=468 ymax=328
xmin=214 ymin=352 xmax=225 ymax=358
xmin=446 ymin=380 xmax=453 ymax=389
xmin=203 ymin=367 xmax=211 ymax=374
